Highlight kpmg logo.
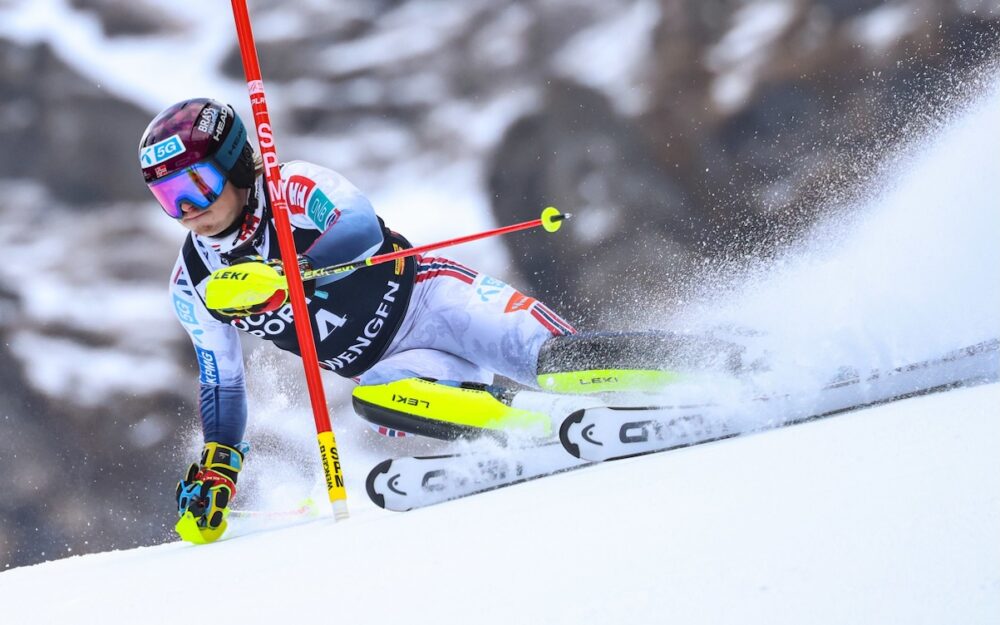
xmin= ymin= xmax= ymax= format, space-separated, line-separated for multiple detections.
xmin=140 ymin=134 xmax=186 ymax=167
xmin=195 ymin=346 xmax=220 ymax=385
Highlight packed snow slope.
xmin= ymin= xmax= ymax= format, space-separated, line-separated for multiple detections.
xmin=0 ymin=383 xmax=997 ymax=624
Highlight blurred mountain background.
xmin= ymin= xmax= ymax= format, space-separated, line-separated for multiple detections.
xmin=0 ymin=0 xmax=997 ymax=569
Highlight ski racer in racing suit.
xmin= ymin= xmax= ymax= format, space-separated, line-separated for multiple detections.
xmin=140 ymin=98 xmax=687 ymax=532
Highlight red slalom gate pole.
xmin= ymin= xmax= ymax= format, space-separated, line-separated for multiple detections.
xmin=230 ymin=0 xmax=348 ymax=520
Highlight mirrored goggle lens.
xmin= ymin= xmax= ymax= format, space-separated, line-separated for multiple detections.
xmin=148 ymin=162 xmax=226 ymax=219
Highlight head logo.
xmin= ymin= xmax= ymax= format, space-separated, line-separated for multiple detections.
xmin=581 ymin=424 xmax=603 ymax=446
xmin=387 ymin=474 xmax=406 ymax=496
xmin=213 ymin=106 xmax=229 ymax=141
xmin=140 ymin=134 xmax=186 ymax=167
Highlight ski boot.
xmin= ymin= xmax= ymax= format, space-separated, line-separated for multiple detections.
xmin=352 ymin=378 xmax=552 ymax=441
xmin=535 ymin=330 xmax=745 ymax=394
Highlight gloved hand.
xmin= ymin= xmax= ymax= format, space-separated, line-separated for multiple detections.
xmin=208 ymin=255 xmax=312 ymax=317
xmin=175 ymin=441 xmax=249 ymax=530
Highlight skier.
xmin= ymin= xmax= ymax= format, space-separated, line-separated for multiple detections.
xmin=140 ymin=98 xmax=711 ymax=532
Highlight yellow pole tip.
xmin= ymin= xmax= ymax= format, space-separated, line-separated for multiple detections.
xmin=540 ymin=206 xmax=565 ymax=233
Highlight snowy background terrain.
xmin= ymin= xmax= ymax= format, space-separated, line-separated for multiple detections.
xmin=0 ymin=0 xmax=997 ymax=601
xmin=1 ymin=385 xmax=998 ymax=625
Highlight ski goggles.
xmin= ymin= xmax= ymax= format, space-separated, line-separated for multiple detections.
xmin=148 ymin=161 xmax=226 ymax=219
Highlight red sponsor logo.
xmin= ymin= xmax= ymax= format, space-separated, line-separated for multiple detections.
xmin=236 ymin=214 xmax=261 ymax=244
xmin=256 ymin=122 xmax=283 ymax=202
xmin=504 ymin=292 xmax=535 ymax=313
xmin=155 ymin=165 xmax=168 ymax=178
xmin=285 ymin=175 xmax=315 ymax=215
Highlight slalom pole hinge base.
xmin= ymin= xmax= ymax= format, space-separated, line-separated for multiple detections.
xmin=331 ymin=499 xmax=350 ymax=522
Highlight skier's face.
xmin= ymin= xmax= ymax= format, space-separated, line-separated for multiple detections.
xmin=177 ymin=181 xmax=248 ymax=236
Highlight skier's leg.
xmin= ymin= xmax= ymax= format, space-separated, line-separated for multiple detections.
xmin=535 ymin=331 xmax=745 ymax=393
xmin=392 ymin=256 xmax=735 ymax=395
xmin=358 ymin=256 xmax=740 ymax=435
xmin=384 ymin=256 xmax=575 ymax=387
xmin=352 ymin=349 xmax=552 ymax=441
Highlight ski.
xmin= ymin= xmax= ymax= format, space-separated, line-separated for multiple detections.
xmin=366 ymin=441 xmax=589 ymax=511
xmin=366 ymin=340 xmax=998 ymax=511
xmin=560 ymin=339 xmax=1000 ymax=461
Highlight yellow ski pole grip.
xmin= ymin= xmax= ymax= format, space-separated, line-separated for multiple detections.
xmin=206 ymin=262 xmax=288 ymax=311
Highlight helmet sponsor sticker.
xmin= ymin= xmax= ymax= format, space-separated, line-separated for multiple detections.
xmin=140 ymin=134 xmax=186 ymax=168
xmin=197 ymin=106 xmax=219 ymax=135
xmin=212 ymin=106 xmax=229 ymax=142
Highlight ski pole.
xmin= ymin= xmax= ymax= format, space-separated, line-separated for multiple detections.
xmin=230 ymin=0 xmax=349 ymax=521
xmin=205 ymin=207 xmax=571 ymax=312
xmin=230 ymin=498 xmax=319 ymax=520
xmin=305 ymin=206 xmax=570 ymax=280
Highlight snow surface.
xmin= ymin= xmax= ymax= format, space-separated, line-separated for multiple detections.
xmin=1 ymin=2 xmax=998 ymax=618
xmin=1 ymin=382 xmax=997 ymax=624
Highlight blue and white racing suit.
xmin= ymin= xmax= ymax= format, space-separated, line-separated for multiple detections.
xmin=169 ymin=161 xmax=575 ymax=446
